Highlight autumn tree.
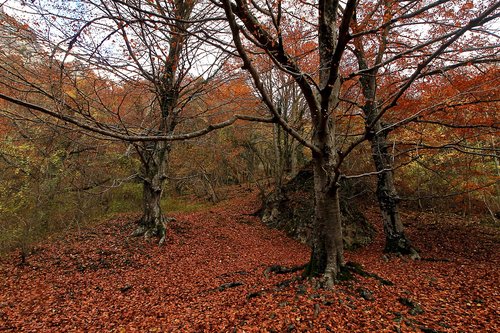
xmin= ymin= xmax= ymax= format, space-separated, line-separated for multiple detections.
xmin=168 ymin=73 xmax=268 ymax=200
xmin=217 ymin=0 xmax=499 ymax=285
xmin=101 ymin=0 xmax=203 ymax=242
xmin=388 ymin=66 xmax=500 ymax=218
xmin=256 ymin=27 xmax=315 ymax=183
xmin=0 ymin=22 xmax=132 ymax=252
xmin=0 ymin=1 xmax=271 ymax=243
xmin=342 ymin=1 xmax=499 ymax=255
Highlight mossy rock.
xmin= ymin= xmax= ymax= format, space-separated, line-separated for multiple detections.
xmin=261 ymin=166 xmax=374 ymax=249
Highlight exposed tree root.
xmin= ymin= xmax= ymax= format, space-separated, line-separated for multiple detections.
xmin=217 ymin=282 xmax=244 ymax=291
xmin=385 ymin=234 xmax=421 ymax=260
xmin=131 ymin=216 xmax=176 ymax=245
xmin=338 ymin=261 xmax=394 ymax=286
xmin=420 ymin=257 xmax=451 ymax=262
xmin=263 ymin=262 xmax=393 ymax=290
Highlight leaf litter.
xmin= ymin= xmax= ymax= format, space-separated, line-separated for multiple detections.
xmin=0 ymin=188 xmax=498 ymax=332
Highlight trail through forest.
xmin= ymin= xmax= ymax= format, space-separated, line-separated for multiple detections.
xmin=0 ymin=188 xmax=499 ymax=332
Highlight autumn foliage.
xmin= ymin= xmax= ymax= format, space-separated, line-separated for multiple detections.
xmin=0 ymin=0 xmax=500 ymax=331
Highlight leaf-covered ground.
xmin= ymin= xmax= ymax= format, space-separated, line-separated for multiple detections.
xmin=1 ymin=188 xmax=499 ymax=332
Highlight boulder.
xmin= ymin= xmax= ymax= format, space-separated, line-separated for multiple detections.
xmin=261 ymin=166 xmax=374 ymax=249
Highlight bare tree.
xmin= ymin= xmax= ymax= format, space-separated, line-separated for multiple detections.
xmin=217 ymin=0 xmax=499 ymax=285
xmin=0 ymin=0 xmax=271 ymax=243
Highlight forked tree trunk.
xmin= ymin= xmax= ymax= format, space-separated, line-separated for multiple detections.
xmin=132 ymin=141 xmax=170 ymax=245
xmin=302 ymin=0 xmax=348 ymax=286
xmin=371 ymin=126 xmax=418 ymax=257
xmin=131 ymin=0 xmax=193 ymax=245
xmin=220 ymin=0 xmax=354 ymax=287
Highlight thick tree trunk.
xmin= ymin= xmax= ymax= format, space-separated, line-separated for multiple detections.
xmin=221 ymin=0 xmax=354 ymax=287
xmin=132 ymin=141 xmax=169 ymax=245
xmin=371 ymin=127 xmax=418 ymax=257
xmin=130 ymin=0 xmax=194 ymax=245
xmin=304 ymin=151 xmax=345 ymax=287
xmin=303 ymin=0 xmax=347 ymax=286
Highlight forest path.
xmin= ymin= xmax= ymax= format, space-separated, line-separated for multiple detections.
xmin=0 ymin=187 xmax=499 ymax=332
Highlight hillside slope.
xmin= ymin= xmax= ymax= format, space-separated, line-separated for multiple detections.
xmin=1 ymin=188 xmax=498 ymax=332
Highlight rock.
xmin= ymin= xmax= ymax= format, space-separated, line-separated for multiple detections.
xmin=409 ymin=305 xmax=424 ymax=315
xmin=398 ymin=297 xmax=415 ymax=307
xmin=119 ymin=285 xmax=133 ymax=293
xmin=246 ymin=291 xmax=263 ymax=299
xmin=259 ymin=165 xmax=375 ymax=249
xmin=409 ymin=249 xmax=421 ymax=260
xmin=398 ymin=297 xmax=424 ymax=315
xmin=314 ymin=303 xmax=321 ymax=318
xmin=296 ymin=284 xmax=307 ymax=295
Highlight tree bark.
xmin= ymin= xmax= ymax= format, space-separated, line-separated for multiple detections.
xmin=220 ymin=0 xmax=356 ymax=286
xmin=302 ymin=0 xmax=354 ymax=285
xmin=132 ymin=141 xmax=170 ymax=245
xmin=304 ymin=93 xmax=345 ymax=286
xmin=305 ymin=155 xmax=344 ymax=287
xmin=370 ymin=127 xmax=418 ymax=257
xmin=130 ymin=0 xmax=194 ymax=244
xmin=352 ymin=15 xmax=418 ymax=257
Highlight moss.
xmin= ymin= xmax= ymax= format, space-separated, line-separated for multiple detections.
xmin=105 ymin=183 xmax=143 ymax=214
xmin=161 ymin=197 xmax=207 ymax=213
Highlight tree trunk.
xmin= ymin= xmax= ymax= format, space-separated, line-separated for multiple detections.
xmin=259 ymin=163 xmax=374 ymax=249
xmin=303 ymin=0 xmax=348 ymax=286
xmin=353 ymin=29 xmax=418 ymax=257
xmin=220 ymin=0 xmax=354 ymax=287
xmin=130 ymin=0 xmax=194 ymax=245
xmin=132 ymin=141 xmax=169 ymax=245
xmin=273 ymin=122 xmax=284 ymax=188
xmin=371 ymin=127 xmax=418 ymax=257
xmin=305 ymin=156 xmax=344 ymax=287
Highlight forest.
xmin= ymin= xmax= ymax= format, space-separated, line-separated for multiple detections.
xmin=0 ymin=0 xmax=499 ymax=331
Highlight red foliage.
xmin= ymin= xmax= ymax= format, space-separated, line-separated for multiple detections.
xmin=0 ymin=188 xmax=498 ymax=332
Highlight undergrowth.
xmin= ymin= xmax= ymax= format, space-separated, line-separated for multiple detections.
xmin=0 ymin=182 xmax=208 ymax=257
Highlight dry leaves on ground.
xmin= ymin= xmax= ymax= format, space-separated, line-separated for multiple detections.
xmin=0 ymin=188 xmax=498 ymax=332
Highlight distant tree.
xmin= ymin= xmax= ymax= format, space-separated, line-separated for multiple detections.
xmin=388 ymin=67 xmax=500 ymax=218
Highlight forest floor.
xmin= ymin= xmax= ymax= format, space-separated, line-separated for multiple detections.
xmin=0 ymin=186 xmax=499 ymax=332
